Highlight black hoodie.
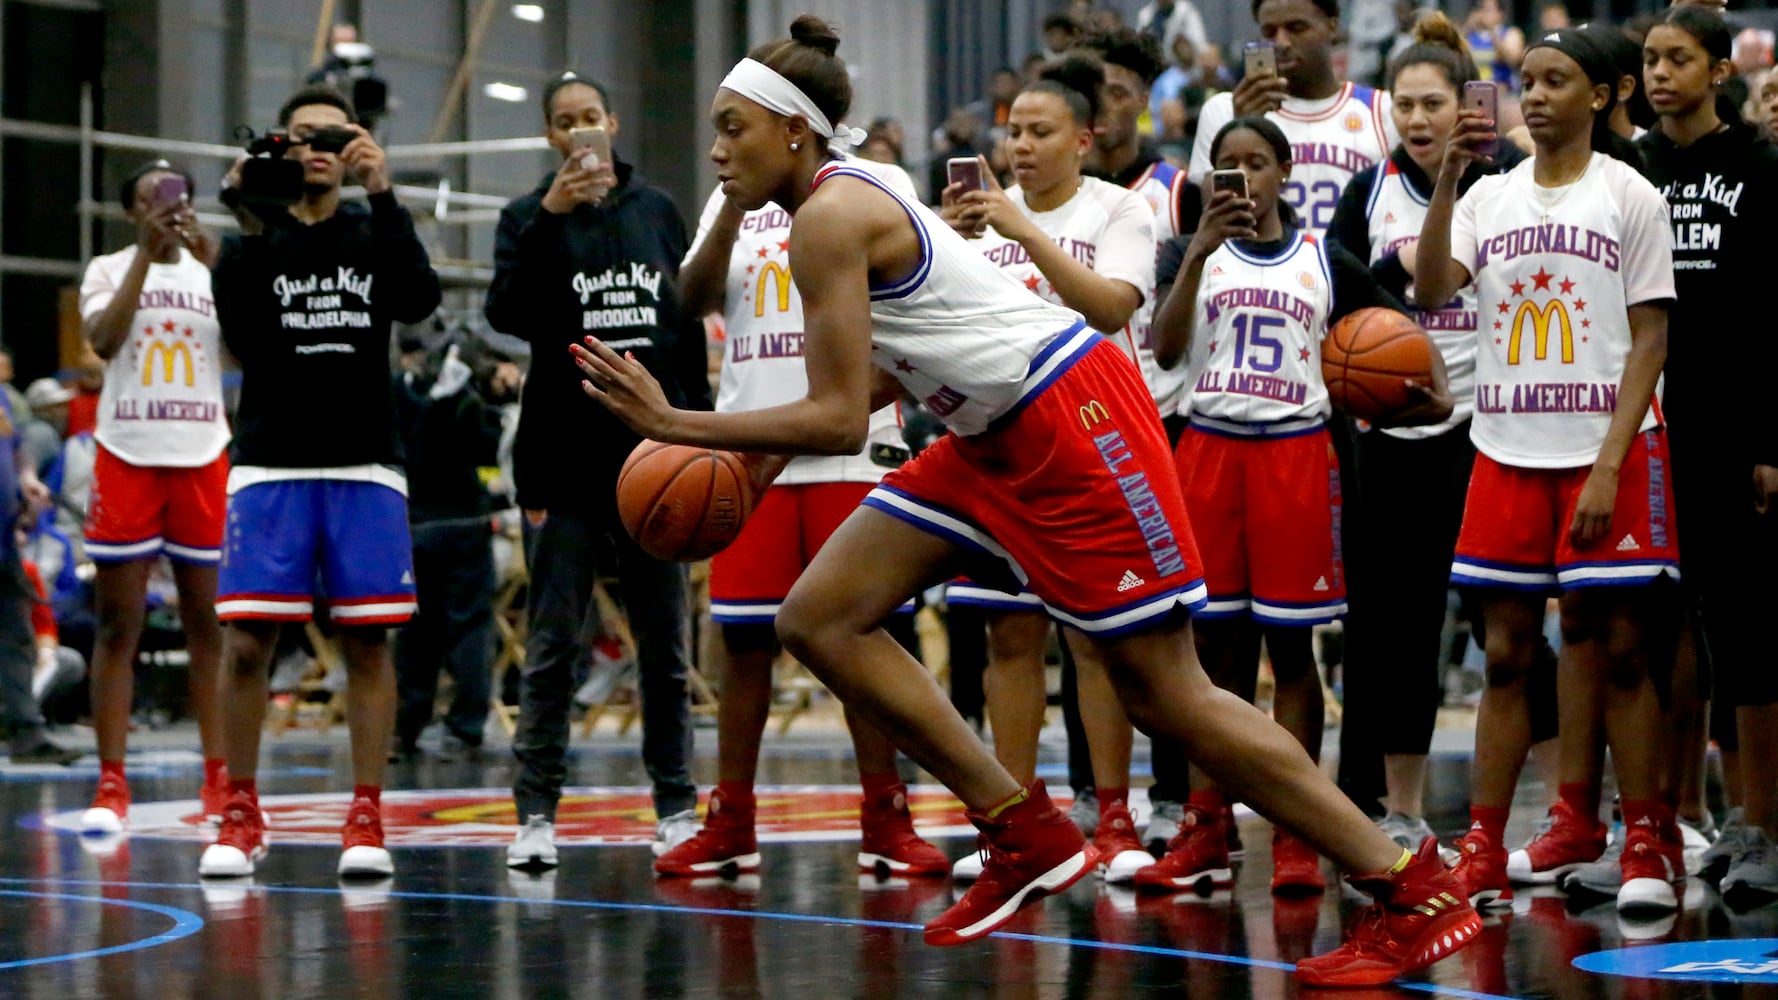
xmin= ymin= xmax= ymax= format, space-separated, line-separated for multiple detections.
xmin=1637 ymin=122 xmax=1778 ymax=468
xmin=485 ymin=162 xmax=712 ymax=516
xmin=216 ymin=191 xmax=442 ymax=467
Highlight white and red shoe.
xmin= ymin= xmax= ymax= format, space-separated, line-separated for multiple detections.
xmin=199 ymin=793 xmax=268 ymax=877
xmin=339 ymin=795 xmax=394 ymax=878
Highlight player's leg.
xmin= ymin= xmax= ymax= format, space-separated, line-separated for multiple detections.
xmin=338 ymin=625 xmax=397 ymax=789
xmin=163 ymin=452 xmax=231 ymax=812
xmin=1064 ymin=628 xmax=1150 ymax=882
xmin=84 ymin=559 xmax=152 ymax=831
xmin=391 ymin=524 xmax=446 ymax=757
xmin=982 ymin=607 xmax=1049 ymax=784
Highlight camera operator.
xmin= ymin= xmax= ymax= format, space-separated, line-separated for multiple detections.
xmin=485 ymin=72 xmax=709 ymax=868
xmin=200 ymin=85 xmax=441 ymax=881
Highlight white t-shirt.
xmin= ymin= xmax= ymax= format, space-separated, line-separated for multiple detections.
xmin=807 ymin=161 xmax=1085 ymax=438
xmin=1361 ymin=160 xmax=1478 ymax=439
xmin=687 ymin=157 xmax=917 ymax=486
xmin=1191 ymin=83 xmax=1397 ymax=241
xmin=1451 ymin=153 xmax=1675 ymax=468
xmin=974 ymin=176 xmax=1156 ymax=376
xmin=1181 ymin=231 xmax=1333 ymax=426
xmin=77 ymin=246 xmax=230 ymax=467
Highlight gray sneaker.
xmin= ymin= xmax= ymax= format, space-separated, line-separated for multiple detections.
xmin=1376 ymin=812 xmax=1438 ymax=851
xmin=1562 ymin=835 xmax=1624 ymax=897
xmin=1700 ymin=807 xmax=1746 ymax=885
xmin=1144 ymin=800 xmax=1183 ymax=856
xmin=1068 ymin=788 xmax=1099 ymax=838
xmin=1722 ymin=825 xmax=1778 ymax=901
xmin=507 ymin=814 xmax=559 ymax=869
xmin=654 ymin=808 xmax=700 ymax=857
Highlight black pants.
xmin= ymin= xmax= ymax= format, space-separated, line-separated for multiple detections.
xmin=0 ymin=552 xmax=43 ymax=750
xmin=395 ymin=518 xmax=496 ymax=748
xmin=512 ymin=508 xmax=695 ymax=821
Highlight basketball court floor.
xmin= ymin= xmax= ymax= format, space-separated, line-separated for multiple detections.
xmin=3 ymin=726 xmax=1773 ymax=998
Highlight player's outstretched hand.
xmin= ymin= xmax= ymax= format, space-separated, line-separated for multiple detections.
xmin=1570 ymin=467 xmax=1618 ymax=547
xmin=572 ymin=337 xmax=675 ymax=440
xmin=1755 ymin=464 xmax=1778 ymax=514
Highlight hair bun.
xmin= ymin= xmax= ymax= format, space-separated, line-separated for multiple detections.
xmin=1412 ymin=11 xmax=1470 ymax=55
xmin=1038 ymin=52 xmax=1106 ymax=105
xmin=790 ymin=14 xmax=841 ymax=56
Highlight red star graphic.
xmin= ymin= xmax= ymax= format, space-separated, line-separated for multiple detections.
xmin=1510 ymin=280 xmax=1526 ymax=297
xmin=1574 ymin=299 xmax=1586 ymax=312
xmin=1559 ymin=276 xmax=1575 ymax=294
xmin=1298 ymin=347 xmax=1311 ymax=362
xmin=1582 ymin=318 xmax=1592 ymax=329
xmin=1531 ymin=267 xmax=1554 ymax=291
xmin=162 ymin=319 xmax=177 ymax=332
xmin=183 ymin=326 xmax=193 ymax=338
xmin=745 ymin=265 xmax=755 ymax=275
xmin=1497 ymin=301 xmax=1510 ymax=315
xmin=1209 ymin=340 xmax=1219 ymax=353
xmin=143 ymin=325 xmax=154 ymax=336
xmin=894 ymin=358 xmax=916 ymax=373
xmin=1495 ymin=337 xmax=1504 ymax=345
xmin=777 ymin=240 xmax=790 ymax=253
xmin=1581 ymin=335 xmax=1589 ymax=343
xmin=1024 ymin=275 xmax=1041 ymax=292
xmin=1493 ymin=320 xmax=1503 ymax=330
xmin=756 ymin=247 xmax=769 ymax=259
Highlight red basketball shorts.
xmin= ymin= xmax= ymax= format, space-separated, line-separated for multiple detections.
xmin=1173 ymin=419 xmax=1347 ymax=625
xmin=866 ymin=334 xmax=1206 ymax=637
xmin=84 ymin=444 xmax=229 ymax=565
xmin=709 ymin=480 xmax=911 ymax=623
xmin=1451 ymin=428 xmax=1681 ymax=591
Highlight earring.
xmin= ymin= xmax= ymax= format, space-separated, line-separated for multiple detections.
xmin=791 ymin=142 xmax=800 ymax=150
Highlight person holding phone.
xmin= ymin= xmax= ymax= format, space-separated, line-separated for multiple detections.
xmin=1141 ymin=115 xmax=1444 ymax=896
xmin=486 ymin=71 xmax=709 ymax=869
xmin=574 ymin=18 xmax=1480 ymax=982
xmin=202 ymin=85 xmax=442 ymax=880
xmin=1323 ymin=15 xmax=1525 ymax=857
xmin=937 ymin=54 xmax=1165 ymax=887
xmin=1189 ymin=0 xmax=1397 ymax=242
xmin=75 ymin=159 xmax=232 ymax=834
xmin=1414 ymin=27 xmax=1681 ymax=912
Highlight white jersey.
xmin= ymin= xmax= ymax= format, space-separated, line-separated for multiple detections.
xmin=77 ymin=246 xmax=229 ymax=467
xmin=1126 ymin=160 xmax=1195 ymax=417
xmin=1361 ymin=158 xmax=1478 ymax=439
xmin=1181 ymin=231 xmax=1333 ymax=428
xmin=688 ymin=157 xmax=916 ymax=486
xmin=808 ymin=160 xmax=1087 ymax=437
xmin=973 ymin=176 xmax=1155 ymax=386
xmin=1451 ymin=153 xmax=1675 ymax=468
xmin=1191 ymin=83 xmax=1397 ymax=241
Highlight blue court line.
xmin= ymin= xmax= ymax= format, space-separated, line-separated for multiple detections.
xmin=0 ymin=877 xmax=1532 ymax=999
xmin=0 ymin=889 xmax=204 ymax=970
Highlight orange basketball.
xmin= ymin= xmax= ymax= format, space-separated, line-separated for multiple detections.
xmin=616 ymin=441 xmax=755 ymax=562
xmin=1321 ymin=307 xmax=1437 ymax=421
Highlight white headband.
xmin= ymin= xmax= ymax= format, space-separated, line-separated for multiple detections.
xmin=719 ymin=57 xmax=867 ymax=149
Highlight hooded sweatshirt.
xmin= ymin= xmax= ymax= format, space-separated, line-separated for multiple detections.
xmin=1637 ymin=121 xmax=1778 ymax=469
xmin=485 ymin=161 xmax=712 ymax=516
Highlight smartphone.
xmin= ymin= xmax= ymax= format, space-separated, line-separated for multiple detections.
xmin=1243 ymin=41 xmax=1278 ymax=79
xmin=570 ymin=126 xmax=611 ymax=164
xmin=1210 ymin=168 xmax=1248 ymax=201
xmin=150 ymin=174 xmax=189 ymax=211
xmin=1462 ymin=81 xmax=1500 ymax=158
xmin=946 ymin=156 xmax=985 ymax=192
xmin=306 ymin=125 xmax=358 ymax=154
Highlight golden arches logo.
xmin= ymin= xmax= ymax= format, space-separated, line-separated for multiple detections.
xmin=143 ymin=340 xmax=195 ymax=387
xmin=755 ymin=261 xmax=792 ymax=318
xmin=1078 ymin=400 xmax=1109 ymax=430
xmin=1507 ymin=299 xmax=1574 ymax=365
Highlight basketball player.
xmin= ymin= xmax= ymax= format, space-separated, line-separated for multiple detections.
xmin=1415 ymin=28 xmax=1682 ymax=912
xmin=200 ymin=86 xmax=441 ymax=879
xmin=77 ymin=160 xmax=231 ymax=833
xmin=1190 ymin=0 xmax=1397 ymax=242
xmin=1137 ymin=116 xmax=1448 ymax=896
xmin=1323 ymin=15 xmax=1522 ymax=854
xmin=574 ymin=16 xmax=1478 ymax=985
xmin=939 ymin=55 xmax=1161 ymax=885
xmin=656 ymin=154 xmax=948 ymax=881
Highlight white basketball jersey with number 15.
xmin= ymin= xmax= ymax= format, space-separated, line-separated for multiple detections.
xmin=1183 ymin=231 xmax=1333 ymax=425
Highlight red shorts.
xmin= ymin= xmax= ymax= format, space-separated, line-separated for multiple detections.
xmin=710 ymin=481 xmax=910 ymax=623
xmin=85 ymin=445 xmax=229 ymax=565
xmin=1173 ymin=420 xmax=1346 ymax=625
xmin=1451 ymin=429 xmax=1681 ymax=591
xmin=867 ymin=335 xmax=1206 ymax=636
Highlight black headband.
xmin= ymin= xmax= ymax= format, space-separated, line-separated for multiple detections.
xmin=1524 ymin=27 xmax=1616 ymax=88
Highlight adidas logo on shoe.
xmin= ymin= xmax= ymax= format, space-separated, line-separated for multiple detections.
xmin=1313 ymin=576 xmax=1329 ymax=592
xmin=1617 ymin=534 xmax=1640 ymax=551
xmin=1117 ymin=570 xmax=1144 ymax=593
xmin=1384 ymin=212 xmax=1397 ymax=223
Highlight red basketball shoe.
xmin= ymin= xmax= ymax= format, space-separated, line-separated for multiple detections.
xmin=1506 ymin=799 xmax=1606 ymax=885
xmin=199 ymin=792 xmax=268 ymax=878
xmin=339 ymin=795 xmax=393 ymax=878
xmin=1450 ymin=825 xmax=1514 ymax=909
xmin=1271 ymin=828 xmax=1327 ymax=895
xmin=1295 ymin=838 xmax=1482 ymax=987
xmin=924 ymin=781 xmax=1096 ymax=946
xmin=858 ymin=782 xmax=949 ymax=876
xmin=1134 ymin=803 xmax=1233 ymax=893
xmin=655 ymin=787 xmax=761 ymax=877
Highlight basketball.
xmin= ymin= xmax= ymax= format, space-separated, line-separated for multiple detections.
xmin=1321 ymin=307 xmax=1438 ymax=421
xmin=616 ymin=441 xmax=755 ymax=562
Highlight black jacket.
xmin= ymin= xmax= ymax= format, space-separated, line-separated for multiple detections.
xmin=216 ymin=192 xmax=441 ymax=467
xmin=393 ymin=368 xmax=504 ymax=524
xmin=1637 ymin=122 xmax=1778 ymax=469
xmin=485 ymin=162 xmax=712 ymax=515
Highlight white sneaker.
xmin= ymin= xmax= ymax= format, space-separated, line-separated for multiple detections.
xmin=1678 ymin=815 xmax=1714 ymax=877
xmin=574 ymin=643 xmax=637 ymax=708
xmin=338 ymin=845 xmax=394 ymax=878
xmin=1103 ymin=846 xmax=1158 ymax=884
xmin=82 ymin=806 xmax=125 ymax=835
xmin=507 ymin=814 xmax=559 ymax=869
xmin=654 ymin=808 xmax=699 ymax=857
xmin=951 ymin=851 xmax=985 ymax=882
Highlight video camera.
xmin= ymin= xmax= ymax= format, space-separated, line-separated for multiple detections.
xmin=221 ymin=127 xmax=305 ymax=209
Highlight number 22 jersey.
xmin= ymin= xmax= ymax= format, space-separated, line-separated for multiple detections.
xmin=1181 ymin=230 xmax=1332 ymax=427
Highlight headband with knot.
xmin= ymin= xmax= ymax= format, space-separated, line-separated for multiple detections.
xmin=719 ymin=58 xmax=867 ymax=149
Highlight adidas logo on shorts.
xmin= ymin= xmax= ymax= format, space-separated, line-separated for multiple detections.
xmin=1117 ymin=570 xmax=1144 ymax=593
xmin=1616 ymin=534 xmax=1640 ymax=552
xmin=1313 ymin=576 xmax=1329 ymax=592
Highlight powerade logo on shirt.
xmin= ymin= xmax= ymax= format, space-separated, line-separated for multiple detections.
xmin=1090 ymin=417 xmax=1186 ymax=580
xmin=573 ymin=262 xmax=665 ymax=330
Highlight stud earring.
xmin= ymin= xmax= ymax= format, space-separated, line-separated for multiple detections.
xmin=791 ymin=142 xmax=800 ymax=150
